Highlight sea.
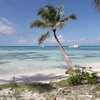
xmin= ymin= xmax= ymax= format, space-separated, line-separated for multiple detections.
xmin=0 ymin=46 xmax=100 ymax=77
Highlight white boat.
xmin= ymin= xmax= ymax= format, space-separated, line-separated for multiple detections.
xmin=69 ymin=44 xmax=80 ymax=48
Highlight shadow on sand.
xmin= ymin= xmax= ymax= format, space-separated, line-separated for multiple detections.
xmin=16 ymin=73 xmax=67 ymax=83
xmin=0 ymin=73 xmax=67 ymax=84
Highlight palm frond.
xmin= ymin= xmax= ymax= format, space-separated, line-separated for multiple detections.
xmin=69 ymin=14 xmax=77 ymax=20
xmin=61 ymin=14 xmax=77 ymax=22
xmin=53 ymin=22 xmax=65 ymax=30
xmin=30 ymin=5 xmax=77 ymax=31
xmin=30 ymin=20 xmax=48 ymax=29
xmin=38 ymin=8 xmax=45 ymax=16
xmin=60 ymin=4 xmax=64 ymax=9
xmin=55 ymin=5 xmax=63 ymax=22
xmin=38 ymin=31 xmax=50 ymax=45
xmin=38 ymin=8 xmax=48 ymax=18
xmin=94 ymin=0 xmax=100 ymax=11
xmin=53 ymin=14 xmax=77 ymax=30
xmin=38 ymin=5 xmax=58 ymax=24
xmin=94 ymin=0 xmax=100 ymax=6
xmin=45 ymin=5 xmax=56 ymax=10
xmin=38 ymin=5 xmax=55 ymax=16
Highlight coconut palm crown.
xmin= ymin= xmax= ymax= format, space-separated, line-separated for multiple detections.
xmin=30 ymin=5 xmax=77 ymax=73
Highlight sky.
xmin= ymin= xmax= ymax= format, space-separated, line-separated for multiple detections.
xmin=0 ymin=0 xmax=100 ymax=46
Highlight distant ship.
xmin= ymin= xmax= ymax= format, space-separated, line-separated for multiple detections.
xmin=69 ymin=44 xmax=80 ymax=48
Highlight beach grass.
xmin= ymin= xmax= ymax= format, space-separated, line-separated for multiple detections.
xmin=0 ymin=77 xmax=99 ymax=100
xmin=0 ymin=82 xmax=55 ymax=92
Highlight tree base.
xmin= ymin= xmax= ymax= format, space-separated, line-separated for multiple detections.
xmin=65 ymin=68 xmax=74 ymax=74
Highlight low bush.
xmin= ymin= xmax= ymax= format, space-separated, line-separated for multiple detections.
xmin=67 ymin=69 xmax=98 ymax=86
xmin=85 ymin=73 xmax=98 ymax=84
xmin=67 ymin=74 xmax=83 ymax=86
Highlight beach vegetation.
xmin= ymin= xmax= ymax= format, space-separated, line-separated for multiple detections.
xmin=67 ymin=68 xmax=98 ymax=86
xmin=67 ymin=74 xmax=83 ymax=86
xmin=0 ymin=82 xmax=100 ymax=100
xmin=30 ymin=5 xmax=77 ymax=73
xmin=0 ymin=82 xmax=55 ymax=93
xmin=85 ymin=72 xmax=98 ymax=84
xmin=52 ymin=79 xmax=67 ymax=88
xmin=25 ymin=83 xmax=55 ymax=92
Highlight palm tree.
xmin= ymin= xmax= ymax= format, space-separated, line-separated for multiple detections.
xmin=94 ymin=0 xmax=100 ymax=11
xmin=30 ymin=5 xmax=77 ymax=73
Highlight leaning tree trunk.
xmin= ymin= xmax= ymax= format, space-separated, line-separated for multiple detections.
xmin=53 ymin=29 xmax=74 ymax=73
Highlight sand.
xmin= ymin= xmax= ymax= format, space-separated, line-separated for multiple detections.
xmin=87 ymin=62 xmax=100 ymax=71
xmin=0 ymin=68 xmax=68 ymax=84
xmin=0 ymin=63 xmax=100 ymax=100
xmin=0 ymin=62 xmax=100 ymax=84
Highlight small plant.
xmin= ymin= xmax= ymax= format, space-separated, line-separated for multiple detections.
xmin=26 ymin=83 xmax=55 ymax=92
xmin=67 ymin=74 xmax=83 ymax=86
xmin=10 ymin=76 xmax=19 ymax=89
xmin=67 ymin=68 xmax=98 ymax=86
xmin=85 ymin=73 xmax=98 ymax=84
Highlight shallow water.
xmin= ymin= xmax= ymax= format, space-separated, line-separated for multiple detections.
xmin=0 ymin=46 xmax=100 ymax=76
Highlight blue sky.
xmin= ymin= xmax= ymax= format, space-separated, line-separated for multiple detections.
xmin=0 ymin=0 xmax=100 ymax=46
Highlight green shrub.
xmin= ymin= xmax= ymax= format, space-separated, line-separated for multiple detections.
xmin=67 ymin=69 xmax=98 ymax=86
xmin=67 ymin=74 xmax=83 ymax=86
xmin=85 ymin=73 xmax=98 ymax=84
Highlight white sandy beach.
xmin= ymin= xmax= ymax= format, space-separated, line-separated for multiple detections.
xmin=87 ymin=62 xmax=100 ymax=71
xmin=0 ymin=68 xmax=68 ymax=84
xmin=0 ymin=63 xmax=100 ymax=100
xmin=0 ymin=62 xmax=100 ymax=84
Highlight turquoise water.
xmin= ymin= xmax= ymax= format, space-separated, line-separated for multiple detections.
xmin=0 ymin=46 xmax=100 ymax=76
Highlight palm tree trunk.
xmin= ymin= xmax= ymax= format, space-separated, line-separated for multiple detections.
xmin=53 ymin=29 xmax=73 ymax=72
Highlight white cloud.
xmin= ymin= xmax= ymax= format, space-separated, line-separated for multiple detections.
xmin=18 ymin=39 xmax=37 ymax=45
xmin=33 ymin=39 xmax=38 ymax=44
xmin=65 ymin=37 xmax=100 ymax=45
xmin=46 ymin=35 xmax=100 ymax=45
xmin=1 ymin=17 xmax=14 ymax=25
xmin=79 ymin=37 xmax=86 ymax=41
xmin=18 ymin=40 xmax=28 ymax=44
xmin=0 ymin=17 xmax=16 ymax=34
xmin=66 ymin=37 xmax=87 ymax=44
xmin=50 ymin=34 xmax=65 ymax=44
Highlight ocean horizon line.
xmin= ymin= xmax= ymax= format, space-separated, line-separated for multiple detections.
xmin=0 ymin=45 xmax=100 ymax=47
